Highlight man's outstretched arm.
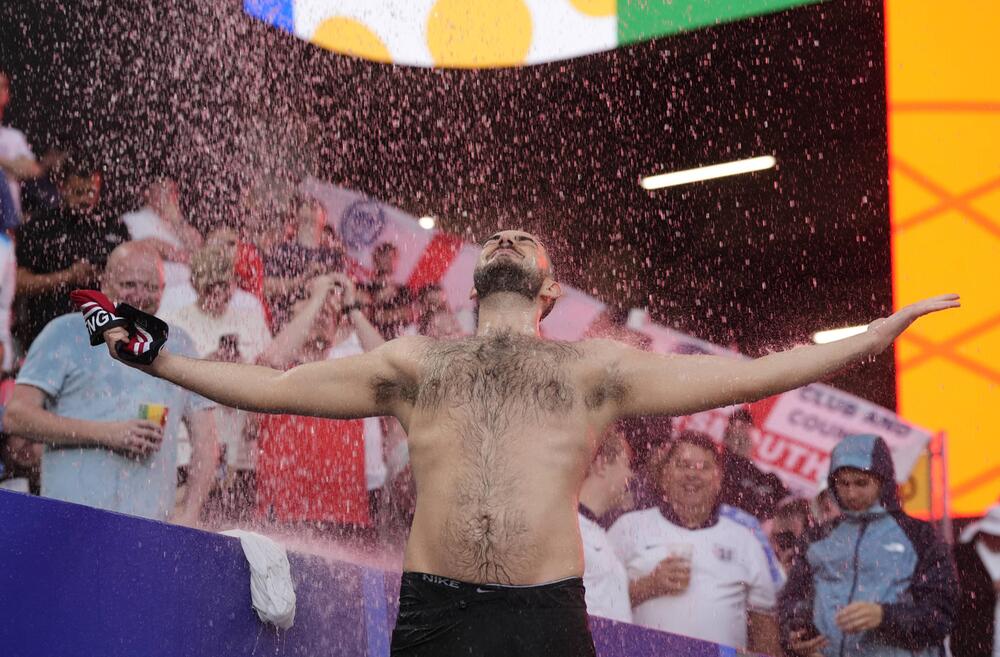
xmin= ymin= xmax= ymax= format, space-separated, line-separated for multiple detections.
xmin=102 ymin=327 xmax=420 ymax=421
xmin=611 ymin=295 xmax=959 ymax=417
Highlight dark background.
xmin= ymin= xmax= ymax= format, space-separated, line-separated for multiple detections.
xmin=0 ymin=0 xmax=895 ymax=407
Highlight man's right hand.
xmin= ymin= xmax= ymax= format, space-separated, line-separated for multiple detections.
xmin=102 ymin=326 xmax=131 ymax=362
xmin=103 ymin=419 xmax=164 ymax=458
xmin=71 ymin=290 xmax=170 ymax=366
xmin=787 ymin=629 xmax=829 ymax=657
xmin=649 ymin=555 xmax=691 ymax=595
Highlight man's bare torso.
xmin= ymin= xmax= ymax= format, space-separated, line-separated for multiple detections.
xmin=378 ymin=331 xmax=624 ymax=585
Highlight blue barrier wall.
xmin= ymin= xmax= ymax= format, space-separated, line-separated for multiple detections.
xmin=0 ymin=491 xmax=728 ymax=657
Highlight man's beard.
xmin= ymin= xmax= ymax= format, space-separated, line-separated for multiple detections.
xmin=473 ymin=258 xmax=544 ymax=304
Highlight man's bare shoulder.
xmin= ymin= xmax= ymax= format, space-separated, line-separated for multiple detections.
xmin=563 ymin=338 xmax=638 ymax=412
xmin=576 ymin=337 xmax=635 ymax=364
xmin=362 ymin=336 xmax=433 ymax=414
xmin=378 ymin=334 xmax=435 ymax=372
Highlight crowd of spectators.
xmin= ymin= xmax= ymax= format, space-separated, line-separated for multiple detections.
xmin=575 ymin=425 xmax=974 ymax=657
xmin=0 ymin=66 xmax=995 ymax=657
xmin=0 ymin=66 xmax=459 ymax=539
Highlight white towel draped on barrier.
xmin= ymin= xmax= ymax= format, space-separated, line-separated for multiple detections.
xmin=221 ymin=529 xmax=297 ymax=629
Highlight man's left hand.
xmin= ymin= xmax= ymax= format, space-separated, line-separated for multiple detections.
xmin=866 ymin=294 xmax=960 ymax=353
xmin=835 ymin=601 xmax=883 ymax=633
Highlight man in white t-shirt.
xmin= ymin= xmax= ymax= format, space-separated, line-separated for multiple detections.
xmin=159 ymin=243 xmax=273 ymax=509
xmin=578 ymin=427 xmax=634 ymax=623
xmin=161 ymin=244 xmax=272 ymax=362
xmin=120 ymin=179 xmax=204 ymax=315
xmin=609 ymin=431 xmax=783 ymax=653
xmin=0 ymin=69 xmax=41 ymax=219
xmin=162 ymin=244 xmax=348 ymax=515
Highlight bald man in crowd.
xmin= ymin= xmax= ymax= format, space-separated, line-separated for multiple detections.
xmin=6 ymin=242 xmax=217 ymax=525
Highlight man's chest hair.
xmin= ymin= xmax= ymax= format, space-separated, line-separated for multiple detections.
xmin=411 ymin=333 xmax=626 ymax=416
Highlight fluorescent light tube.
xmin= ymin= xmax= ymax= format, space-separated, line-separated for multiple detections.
xmin=641 ymin=155 xmax=776 ymax=190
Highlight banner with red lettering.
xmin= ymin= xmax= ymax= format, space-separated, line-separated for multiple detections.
xmin=627 ymin=311 xmax=932 ymax=495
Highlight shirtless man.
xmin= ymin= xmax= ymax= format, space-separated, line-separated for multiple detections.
xmin=84 ymin=229 xmax=958 ymax=656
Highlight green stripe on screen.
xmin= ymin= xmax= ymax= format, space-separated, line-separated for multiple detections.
xmin=617 ymin=0 xmax=827 ymax=44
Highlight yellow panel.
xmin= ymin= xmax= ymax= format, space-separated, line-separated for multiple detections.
xmin=954 ymin=322 xmax=1000 ymax=368
xmin=888 ymin=0 xmax=1000 ymax=517
xmin=889 ymin=168 xmax=946 ymax=227
xmin=569 ymin=0 xmax=615 ymax=18
xmin=886 ymin=2 xmax=1000 ymax=102
xmin=895 ymin=337 xmax=924 ymax=364
xmin=312 ymin=17 xmax=392 ymax=63
xmin=898 ymin=359 xmax=1000 ymax=516
xmin=426 ymin=0 xmax=533 ymax=68
xmin=890 ymin=114 xmax=1000 ymax=193
xmin=968 ymin=186 xmax=1000 ymax=233
xmin=901 ymin=450 xmax=931 ymax=516
xmin=893 ymin=210 xmax=1000 ymax=338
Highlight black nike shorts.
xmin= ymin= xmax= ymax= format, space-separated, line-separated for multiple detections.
xmin=390 ymin=571 xmax=597 ymax=657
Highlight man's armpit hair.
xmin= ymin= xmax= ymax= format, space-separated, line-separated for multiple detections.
xmin=371 ymin=375 xmax=417 ymax=406
xmin=584 ymin=368 xmax=628 ymax=410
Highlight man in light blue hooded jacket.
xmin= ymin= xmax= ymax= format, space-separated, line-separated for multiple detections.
xmin=779 ymin=434 xmax=957 ymax=657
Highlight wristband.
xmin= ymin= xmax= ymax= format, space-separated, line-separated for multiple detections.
xmin=70 ymin=289 xmax=169 ymax=365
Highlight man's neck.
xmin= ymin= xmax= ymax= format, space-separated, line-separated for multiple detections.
xmin=475 ymin=293 xmax=540 ymax=338
xmin=668 ymin=502 xmax=716 ymax=529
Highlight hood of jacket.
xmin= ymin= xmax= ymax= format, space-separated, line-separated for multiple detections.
xmin=828 ymin=434 xmax=900 ymax=512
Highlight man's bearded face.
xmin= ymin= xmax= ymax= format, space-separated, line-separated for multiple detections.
xmin=473 ymin=257 xmax=545 ymax=303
